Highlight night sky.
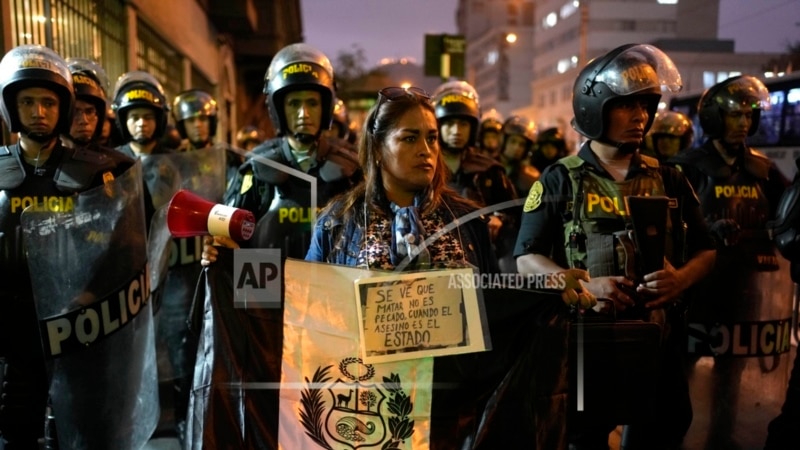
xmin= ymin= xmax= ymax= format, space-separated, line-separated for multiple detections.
xmin=302 ymin=0 xmax=799 ymax=69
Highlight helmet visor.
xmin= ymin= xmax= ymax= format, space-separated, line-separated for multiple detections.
xmin=595 ymin=44 xmax=682 ymax=96
xmin=716 ymin=76 xmax=771 ymax=112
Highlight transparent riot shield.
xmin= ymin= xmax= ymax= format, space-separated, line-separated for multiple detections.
xmin=21 ymin=161 xmax=158 ymax=450
xmin=685 ymin=237 xmax=794 ymax=449
xmin=146 ymin=145 xmax=228 ymax=296
xmin=143 ymin=146 xmax=229 ymax=436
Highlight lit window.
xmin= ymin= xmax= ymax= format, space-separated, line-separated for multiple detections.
xmin=544 ymin=12 xmax=558 ymax=29
xmin=487 ymin=50 xmax=498 ymax=65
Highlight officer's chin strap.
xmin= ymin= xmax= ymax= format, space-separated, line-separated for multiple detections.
xmin=596 ymin=136 xmax=639 ymax=155
xmin=23 ymin=130 xmax=59 ymax=144
xmin=293 ymin=132 xmax=316 ymax=146
xmin=133 ymin=136 xmax=156 ymax=146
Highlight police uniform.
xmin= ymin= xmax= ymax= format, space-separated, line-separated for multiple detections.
xmin=670 ymin=140 xmax=789 ymax=446
xmin=668 ymin=73 xmax=789 ymax=339
xmin=0 ymin=142 xmax=131 ymax=447
xmin=514 ymin=143 xmax=714 ymax=447
xmin=224 ymin=136 xmax=358 ymax=258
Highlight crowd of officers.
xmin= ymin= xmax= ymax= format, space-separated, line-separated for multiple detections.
xmin=0 ymin=39 xmax=796 ymax=450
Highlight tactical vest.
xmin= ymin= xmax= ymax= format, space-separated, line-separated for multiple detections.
xmin=683 ymin=152 xmax=772 ymax=232
xmin=559 ymin=154 xmax=674 ymax=277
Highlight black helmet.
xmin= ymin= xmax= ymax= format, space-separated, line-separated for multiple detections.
xmin=67 ymin=58 xmax=108 ymax=141
xmin=235 ymin=125 xmax=266 ymax=148
xmin=538 ymin=127 xmax=566 ymax=148
xmin=647 ymin=111 xmax=694 ymax=150
xmin=698 ymin=75 xmax=769 ymax=138
xmin=172 ymin=89 xmax=218 ymax=141
xmin=264 ymin=43 xmax=335 ymax=139
xmin=431 ymin=80 xmax=481 ymax=145
xmin=502 ymin=115 xmax=538 ymax=143
xmin=480 ymin=109 xmax=503 ymax=133
xmin=572 ymin=43 xmax=682 ymax=140
xmin=111 ymin=70 xmax=169 ymax=141
xmin=0 ymin=45 xmax=74 ymax=134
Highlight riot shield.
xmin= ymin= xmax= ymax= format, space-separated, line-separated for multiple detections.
xmin=20 ymin=161 xmax=159 ymax=450
xmin=147 ymin=145 xmax=228 ymax=294
xmin=143 ymin=146 xmax=229 ymax=436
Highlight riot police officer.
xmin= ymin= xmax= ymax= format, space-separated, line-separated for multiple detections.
xmin=0 ymin=44 xmax=135 ymax=449
xmin=644 ymin=110 xmax=694 ymax=163
xmin=477 ymin=108 xmax=504 ymax=159
xmin=531 ymin=126 xmax=569 ymax=172
xmin=221 ymin=42 xmax=360 ymax=258
xmin=172 ymin=89 xmax=217 ymax=152
xmin=112 ymin=70 xmax=172 ymax=159
xmin=172 ymin=88 xmax=243 ymax=183
xmin=63 ymin=58 xmax=138 ymax=172
xmin=499 ymin=115 xmax=540 ymax=196
xmin=669 ymin=75 xmax=790 ymax=448
xmin=235 ymin=125 xmax=266 ymax=152
xmin=431 ymin=80 xmax=517 ymax=254
xmin=514 ymin=43 xmax=716 ymax=449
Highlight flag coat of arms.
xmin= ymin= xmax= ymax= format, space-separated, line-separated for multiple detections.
xmin=187 ymin=255 xmax=570 ymax=449
xmin=279 ymin=260 xmax=433 ymax=449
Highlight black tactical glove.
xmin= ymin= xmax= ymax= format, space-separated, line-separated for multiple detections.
xmin=319 ymin=137 xmax=360 ymax=181
xmin=710 ymin=218 xmax=741 ymax=247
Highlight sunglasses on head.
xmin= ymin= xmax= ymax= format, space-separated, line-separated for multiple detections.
xmin=369 ymin=86 xmax=431 ymax=134
xmin=376 ymin=86 xmax=430 ymax=105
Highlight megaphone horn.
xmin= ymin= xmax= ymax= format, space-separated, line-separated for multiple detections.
xmin=166 ymin=189 xmax=255 ymax=241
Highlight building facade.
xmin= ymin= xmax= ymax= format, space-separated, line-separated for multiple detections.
xmin=457 ymin=0 xmax=785 ymax=150
xmin=0 ymin=0 xmax=303 ymax=145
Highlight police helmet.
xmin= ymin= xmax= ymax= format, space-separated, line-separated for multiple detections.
xmin=331 ymin=98 xmax=351 ymax=140
xmin=480 ymin=109 xmax=503 ymax=134
xmin=502 ymin=115 xmax=538 ymax=143
xmin=172 ymin=89 xmax=218 ymax=140
xmin=111 ymin=70 xmax=169 ymax=141
xmin=0 ymin=45 xmax=74 ymax=134
xmin=572 ymin=43 xmax=682 ymax=140
xmin=538 ymin=127 xmax=566 ymax=149
xmin=67 ymin=58 xmax=108 ymax=140
xmin=264 ymin=43 xmax=335 ymax=138
xmin=431 ymin=80 xmax=481 ymax=145
xmin=698 ymin=75 xmax=769 ymax=138
xmin=648 ymin=110 xmax=695 ymax=150
xmin=235 ymin=125 xmax=266 ymax=149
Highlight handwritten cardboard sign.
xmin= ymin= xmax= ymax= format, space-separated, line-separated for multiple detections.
xmin=354 ymin=267 xmax=488 ymax=364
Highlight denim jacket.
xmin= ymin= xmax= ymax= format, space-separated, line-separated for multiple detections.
xmin=305 ymin=197 xmax=499 ymax=274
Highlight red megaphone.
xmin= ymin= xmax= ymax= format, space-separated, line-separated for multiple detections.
xmin=166 ymin=189 xmax=255 ymax=241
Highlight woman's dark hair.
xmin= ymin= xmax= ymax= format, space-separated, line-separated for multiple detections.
xmin=322 ymin=88 xmax=476 ymax=222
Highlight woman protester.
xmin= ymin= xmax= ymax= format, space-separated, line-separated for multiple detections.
xmin=305 ymin=86 xmax=497 ymax=274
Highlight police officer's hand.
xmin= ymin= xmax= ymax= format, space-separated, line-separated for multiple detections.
xmin=487 ymin=215 xmax=503 ymax=241
xmin=319 ymin=137 xmax=360 ymax=181
xmin=559 ymin=268 xmax=597 ymax=309
xmin=582 ymin=276 xmax=636 ymax=312
xmin=638 ymin=259 xmax=686 ymax=309
xmin=201 ymin=235 xmax=239 ymax=266
xmin=710 ymin=218 xmax=741 ymax=247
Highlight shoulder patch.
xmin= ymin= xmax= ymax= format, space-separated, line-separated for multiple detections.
xmin=523 ymin=180 xmax=544 ymax=212
xmin=240 ymin=172 xmax=253 ymax=194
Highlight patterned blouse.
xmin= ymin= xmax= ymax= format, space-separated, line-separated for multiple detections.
xmin=356 ymin=207 xmax=467 ymax=270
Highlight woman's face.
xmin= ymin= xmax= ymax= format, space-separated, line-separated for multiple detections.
xmin=380 ymin=105 xmax=439 ymax=201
